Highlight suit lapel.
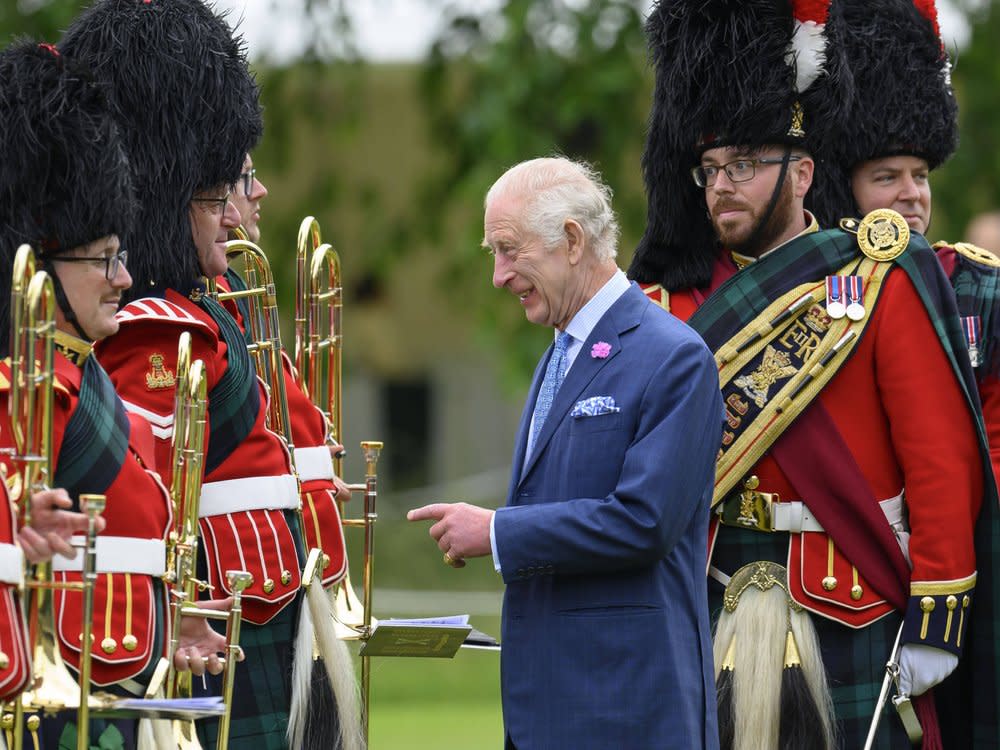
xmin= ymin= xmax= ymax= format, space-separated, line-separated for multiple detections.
xmin=518 ymin=284 xmax=646 ymax=483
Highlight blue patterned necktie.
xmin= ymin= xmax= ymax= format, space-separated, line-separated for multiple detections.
xmin=528 ymin=331 xmax=572 ymax=456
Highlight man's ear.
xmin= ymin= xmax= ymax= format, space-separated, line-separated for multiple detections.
xmin=565 ymin=219 xmax=585 ymax=265
xmin=794 ymin=155 xmax=815 ymax=199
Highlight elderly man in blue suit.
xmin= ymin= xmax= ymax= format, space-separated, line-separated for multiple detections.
xmin=409 ymin=156 xmax=722 ymax=750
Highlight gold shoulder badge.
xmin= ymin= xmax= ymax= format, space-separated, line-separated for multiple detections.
xmin=949 ymin=241 xmax=1000 ymax=269
xmin=145 ymin=353 xmax=176 ymax=390
xmin=856 ymin=209 xmax=909 ymax=262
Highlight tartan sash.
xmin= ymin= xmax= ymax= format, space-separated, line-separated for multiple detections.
xmin=55 ymin=354 xmax=129 ymax=503
xmin=196 ymin=294 xmax=260 ymax=475
xmin=691 ymin=227 xmax=996 ymax=608
xmin=689 ymin=229 xmax=989 ymax=492
xmin=707 ymin=254 xmax=890 ymax=506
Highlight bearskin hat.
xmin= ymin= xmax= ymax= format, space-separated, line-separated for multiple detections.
xmin=59 ymin=0 xmax=263 ymax=301
xmin=0 ymin=40 xmax=135 ymax=354
xmin=809 ymin=0 xmax=957 ymax=227
xmin=630 ymin=0 xmax=852 ymax=290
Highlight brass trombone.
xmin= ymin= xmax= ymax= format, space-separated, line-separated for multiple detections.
xmin=164 ymin=332 xmax=251 ymax=750
xmin=295 ymin=217 xmax=384 ymax=745
xmin=209 ymin=241 xmax=294 ymax=451
xmin=215 ymin=232 xmax=371 ymax=749
xmin=5 ymin=245 xmax=104 ymax=750
xmin=294 ymin=217 xmax=370 ymax=640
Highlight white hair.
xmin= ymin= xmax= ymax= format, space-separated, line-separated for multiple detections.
xmin=485 ymin=156 xmax=620 ymax=260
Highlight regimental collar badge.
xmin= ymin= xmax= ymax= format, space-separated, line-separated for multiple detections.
xmin=54 ymin=330 xmax=93 ymax=366
xmin=145 ymin=353 xmax=176 ymax=390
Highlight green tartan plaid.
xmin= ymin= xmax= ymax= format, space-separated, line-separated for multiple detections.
xmin=55 ymin=356 xmax=129 ymax=502
xmin=196 ymin=596 xmax=300 ymax=750
xmin=688 ymin=228 xmax=858 ymax=346
xmin=196 ymin=294 xmax=260 ymax=475
xmin=689 ymin=228 xmax=987 ymax=450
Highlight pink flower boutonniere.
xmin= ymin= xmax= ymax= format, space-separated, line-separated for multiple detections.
xmin=591 ymin=341 xmax=612 ymax=359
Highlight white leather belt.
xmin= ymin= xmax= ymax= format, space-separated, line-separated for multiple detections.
xmin=0 ymin=543 xmax=24 ymax=585
xmin=293 ymin=446 xmax=335 ymax=483
xmin=52 ymin=536 xmax=166 ymax=575
xmin=769 ymin=490 xmax=906 ymax=537
xmin=770 ymin=502 xmax=825 ymax=533
xmin=198 ymin=474 xmax=300 ymax=517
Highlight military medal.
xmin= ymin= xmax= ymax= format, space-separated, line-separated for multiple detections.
xmin=845 ymin=275 xmax=865 ymax=321
xmin=825 ymin=275 xmax=846 ymax=319
xmin=962 ymin=315 xmax=982 ymax=367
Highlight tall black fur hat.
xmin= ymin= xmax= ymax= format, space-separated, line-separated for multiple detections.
xmin=809 ymin=0 xmax=957 ymax=227
xmin=0 ymin=40 xmax=134 ymax=354
xmin=630 ymin=0 xmax=852 ymax=290
xmin=59 ymin=0 xmax=263 ymax=301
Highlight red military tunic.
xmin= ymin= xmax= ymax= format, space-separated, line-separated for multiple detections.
xmin=0 ymin=479 xmax=30 ymax=700
xmin=95 ymin=289 xmax=303 ymax=624
xmin=0 ymin=333 xmax=172 ymax=687
xmin=215 ymin=275 xmax=347 ymax=587
xmin=643 ymin=246 xmax=982 ymax=648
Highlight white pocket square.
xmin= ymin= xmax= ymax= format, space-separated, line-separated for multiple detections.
xmin=571 ymin=396 xmax=620 ymax=418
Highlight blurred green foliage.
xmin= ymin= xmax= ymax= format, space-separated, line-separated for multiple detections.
xmin=0 ymin=0 xmax=85 ymax=42
xmin=417 ymin=0 xmax=650 ymax=385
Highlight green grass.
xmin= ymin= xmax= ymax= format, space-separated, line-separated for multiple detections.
xmin=368 ymin=647 xmax=503 ymax=749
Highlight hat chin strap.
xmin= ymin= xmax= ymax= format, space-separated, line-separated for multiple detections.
xmin=41 ymin=261 xmax=94 ymax=342
xmin=739 ymin=147 xmax=794 ymax=256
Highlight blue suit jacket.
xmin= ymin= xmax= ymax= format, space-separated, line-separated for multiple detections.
xmin=494 ymin=283 xmax=722 ymax=749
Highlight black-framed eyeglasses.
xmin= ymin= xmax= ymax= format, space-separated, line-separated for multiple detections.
xmin=191 ymin=189 xmax=231 ymax=214
xmin=238 ymin=168 xmax=256 ymax=198
xmin=53 ymin=249 xmax=128 ymax=281
xmin=692 ymin=155 xmax=802 ymax=188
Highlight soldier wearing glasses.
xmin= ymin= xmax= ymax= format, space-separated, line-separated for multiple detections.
xmin=0 ymin=40 xmax=231 ymax=749
xmin=629 ymin=1 xmax=992 ymax=747
xmin=59 ymin=2 xmax=358 ymax=748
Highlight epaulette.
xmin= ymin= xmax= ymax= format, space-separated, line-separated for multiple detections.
xmin=115 ymin=297 xmax=213 ymax=333
xmin=936 ymin=241 xmax=1000 ymax=270
xmin=641 ymin=283 xmax=670 ymax=312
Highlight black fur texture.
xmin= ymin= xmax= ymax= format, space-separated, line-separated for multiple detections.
xmin=59 ymin=0 xmax=264 ymax=301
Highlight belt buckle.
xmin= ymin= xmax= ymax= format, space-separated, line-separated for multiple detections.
xmin=720 ymin=476 xmax=779 ymax=532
